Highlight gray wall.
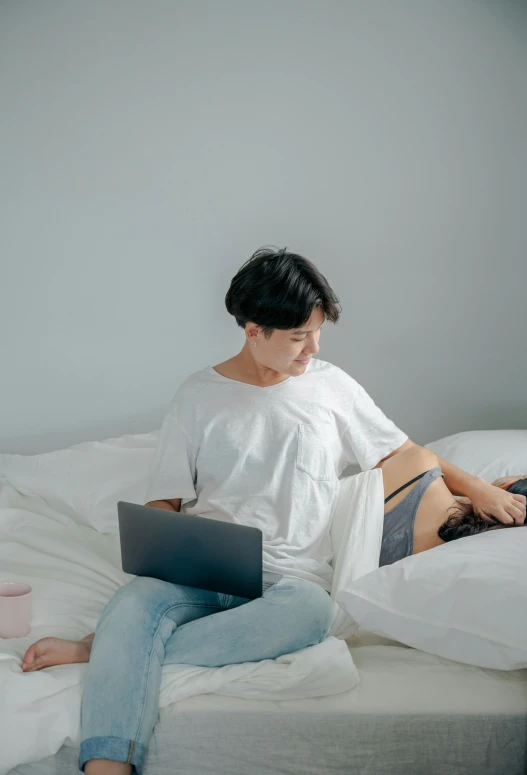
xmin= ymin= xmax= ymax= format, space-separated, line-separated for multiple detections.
xmin=2 ymin=0 xmax=526 ymax=455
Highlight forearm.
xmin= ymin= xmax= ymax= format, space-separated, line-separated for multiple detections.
xmin=435 ymin=455 xmax=483 ymax=497
xmin=436 ymin=455 xmax=526 ymax=525
xmin=146 ymin=499 xmax=177 ymax=512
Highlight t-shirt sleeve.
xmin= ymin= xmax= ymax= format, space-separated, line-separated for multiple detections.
xmin=143 ymin=400 xmax=197 ymax=504
xmin=341 ymin=380 xmax=408 ymax=472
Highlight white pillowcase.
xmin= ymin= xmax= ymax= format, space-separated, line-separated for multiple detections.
xmin=425 ymin=429 xmax=527 ymax=481
xmin=0 ymin=432 xmax=159 ymax=534
xmin=337 ymin=527 xmax=527 ymax=670
xmin=336 ymin=429 xmax=527 ymax=671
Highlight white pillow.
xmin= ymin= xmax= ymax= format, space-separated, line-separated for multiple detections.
xmin=425 ymin=429 xmax=527 ymax=482
xmin=0 ymin=431 xmax=159 ymax=534
xmin=337 ymin=521 xmax=527 ymax=671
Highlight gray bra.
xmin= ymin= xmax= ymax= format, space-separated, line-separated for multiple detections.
xmin=379 ymin=466 xmax=444 ymax=567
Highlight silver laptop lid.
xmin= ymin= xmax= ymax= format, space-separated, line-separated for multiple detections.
xmin=117 ymin=501 xmax=274 ymax=599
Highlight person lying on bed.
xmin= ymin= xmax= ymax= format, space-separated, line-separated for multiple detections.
xmin=19 ymin=247 xmax=526 ymax=775
xmin=376 ymin=449 xmax=526 ymax=566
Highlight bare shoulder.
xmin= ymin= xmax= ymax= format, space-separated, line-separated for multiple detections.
xmin=382 ymin=445 xmax=439 ymax=479
xmin=381 ymin=446 xmax=442 ymax=513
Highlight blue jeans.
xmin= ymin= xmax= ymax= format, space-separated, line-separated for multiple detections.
xmin=78 ymin=575 xmax=334 ymax=774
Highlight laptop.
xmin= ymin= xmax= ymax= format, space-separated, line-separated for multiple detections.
xmin=117 ymin=501 xmax=284 ymax=600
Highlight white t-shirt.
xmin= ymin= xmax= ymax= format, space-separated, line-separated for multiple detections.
xmin=144 ymin=357 xmax=408 ymax=592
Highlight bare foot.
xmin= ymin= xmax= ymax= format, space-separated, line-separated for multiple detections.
xmin=21 ymin=633 xmax=95 ymax=672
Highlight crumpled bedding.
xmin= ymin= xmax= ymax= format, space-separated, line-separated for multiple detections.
xmin=0 ymin=456 xmax=385 ymax=774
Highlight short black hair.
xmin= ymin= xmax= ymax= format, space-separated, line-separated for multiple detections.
xmin=438 ymin=477 xmax=527 ymax=542
xmin=225 ymin=246 xmax=341 ymax=338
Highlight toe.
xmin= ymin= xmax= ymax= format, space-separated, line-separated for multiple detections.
xmin=25 ymin=658 xmax=43 ymax=672
xmin=22 ymin=644 xmax=36 ymax=667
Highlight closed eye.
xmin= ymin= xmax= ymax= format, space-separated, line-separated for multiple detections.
xmin=292 ymin=326 xmax=323 ymax=342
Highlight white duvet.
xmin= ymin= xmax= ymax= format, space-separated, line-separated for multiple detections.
xmin=0 ymin=434 xmax=385 ymax=773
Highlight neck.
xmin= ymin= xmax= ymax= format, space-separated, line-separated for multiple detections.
xmin=232 ymin=345 xmax=290 ymax=387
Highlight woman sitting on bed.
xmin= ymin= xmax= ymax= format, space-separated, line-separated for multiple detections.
xmin=18 ymin=246 xmax=526 ymax=775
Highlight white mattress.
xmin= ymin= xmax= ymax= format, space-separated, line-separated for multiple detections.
xmin=157 ymin=630 xmax=527 ymax=716
xmin=9 ymin=632 xmax=527 ymax=775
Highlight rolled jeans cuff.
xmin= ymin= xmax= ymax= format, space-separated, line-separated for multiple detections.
xmin=78 ymin=735 xmax=147 ymax=775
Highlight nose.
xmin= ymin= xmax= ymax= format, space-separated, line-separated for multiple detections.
xmin=304 ymin=342 xmax=320 ymax=356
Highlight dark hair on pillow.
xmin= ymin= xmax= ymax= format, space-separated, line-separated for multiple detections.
xmin=437 ymin=477 xmax=527 ymax=542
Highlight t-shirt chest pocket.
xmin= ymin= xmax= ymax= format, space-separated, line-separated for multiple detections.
xmin=295 ymin=416 xmax=334 ymax=482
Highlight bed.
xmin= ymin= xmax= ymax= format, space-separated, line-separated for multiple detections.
xmin=7 ymin=628 xmax=527 ymax=775
xmin=2 ymin=428 xmax=527 ymax=775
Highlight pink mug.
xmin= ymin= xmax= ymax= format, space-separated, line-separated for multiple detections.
xmin=0 ymin=582 xmax=32 ymax=638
